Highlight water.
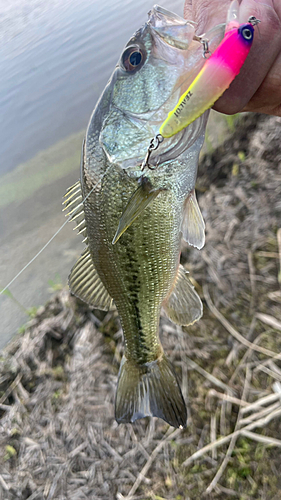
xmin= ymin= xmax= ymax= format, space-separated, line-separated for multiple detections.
xmin=0 ymin=0 xmax=184 ymax=175
xmin=0 ymin=0 xmax=185 ymax=349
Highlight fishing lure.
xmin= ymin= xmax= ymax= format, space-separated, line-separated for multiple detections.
xmin=159 ymin=4 xmax=260 ymax=138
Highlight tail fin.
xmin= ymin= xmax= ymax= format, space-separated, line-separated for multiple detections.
xmin=115 ymin=355 xmax=187 ymax=428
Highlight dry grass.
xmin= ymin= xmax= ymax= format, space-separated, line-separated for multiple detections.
xmin=1 ymin=113 xmax=281 ymax=499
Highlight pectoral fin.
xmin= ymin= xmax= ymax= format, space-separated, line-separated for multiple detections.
xmin=69 ymin=248 xmax=115 ymax=311
xmin=163 ymin=265 xmax=202 ymax=326
xmin=112 ymin=181 xmax=163 ymax=244
xmin=181 ymin=190 xmax=205 ymax=249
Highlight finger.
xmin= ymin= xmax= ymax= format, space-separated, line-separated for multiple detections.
xmin=243 ymin=0 xmax=281 ymax=115
xmin=184 ymin=0 xmax=193 ymax=20
xmin=213 ymin=0 xmax=281 ymax=114
xmin=189 ymin=0 xmax=231 ymax=33
xmin=244 ymin=49 xmax=281 ymax=115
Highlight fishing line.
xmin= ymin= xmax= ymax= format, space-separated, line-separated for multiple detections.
xmin=0 ymin=36 xmax=205 ymax=297
xmin=1 ymin=22 xmax=225 ymax=296
xmin=0 ymin=166 xmax=112 ymax=296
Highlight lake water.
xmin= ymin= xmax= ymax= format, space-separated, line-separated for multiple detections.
xmin=0 ymin=0 xmax=184 ymax=175
xmin=0 ymin=0 xmax=185 ymax=348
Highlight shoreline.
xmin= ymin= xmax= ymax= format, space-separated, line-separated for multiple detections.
xmin=0 ymin=111 xmax=239 ymax=349
xmin=0 ymin=130 xmax=86 ymax=349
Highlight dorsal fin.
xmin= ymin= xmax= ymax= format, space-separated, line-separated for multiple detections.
xmin=112 ymin=179 xmax=163 ymax=244
xmin=181 ymin=189 xmax=205 ymax=249
xmin=63 ymin=179 xmax=87 ymax=240
xmin=69 ymin=249 xmax=115 ymax=311
xmin=163 ymin=265 xmax=202 ymax=326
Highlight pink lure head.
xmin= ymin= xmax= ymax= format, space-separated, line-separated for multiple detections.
xmin=210 ymin=22 xmax=255 ymax=77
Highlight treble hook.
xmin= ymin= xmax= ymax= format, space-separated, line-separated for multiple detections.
xmin=140 ymin=134 xmax=164 ymax=171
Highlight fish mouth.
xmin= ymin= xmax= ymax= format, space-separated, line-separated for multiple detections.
xmin=99 ymin=6 xmax=206 ymax=171
xmin=148 ymin=5 xmax=196 ymax=51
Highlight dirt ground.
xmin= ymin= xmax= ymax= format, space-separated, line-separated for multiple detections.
xmin=1 ymin=113 xmax=281 ymax=500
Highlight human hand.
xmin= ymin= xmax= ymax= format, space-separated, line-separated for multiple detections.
xmin=184 ymin=0 xmax=281 ymax=116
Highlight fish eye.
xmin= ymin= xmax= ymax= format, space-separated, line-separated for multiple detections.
xmin=240 ymin=25 xmax=254 ymax=41
xmin=121 ymin=46 xmax=145 ymax=72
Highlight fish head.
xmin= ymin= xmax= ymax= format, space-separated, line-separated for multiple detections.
xmin=92 ymin=5 xmax=225 ymax=172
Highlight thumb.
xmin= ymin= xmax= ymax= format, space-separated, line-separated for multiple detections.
xmin=184 ymin=0 xmax=231 ymax=33
xmin=184 ymin=0 xmax=193 ymax=20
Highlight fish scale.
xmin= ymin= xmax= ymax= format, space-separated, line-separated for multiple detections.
xmin=64 ymin=5 xmax=226 ymax=428
xmin=84 ymin=166 xmax=180 ymax=363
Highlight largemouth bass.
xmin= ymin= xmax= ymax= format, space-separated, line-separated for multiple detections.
xmin=64 ymin=5 xmax=224 ymax=428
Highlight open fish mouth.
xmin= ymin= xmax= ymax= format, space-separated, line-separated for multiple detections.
xmin=148 ymin=5 xmax=196 ymax=51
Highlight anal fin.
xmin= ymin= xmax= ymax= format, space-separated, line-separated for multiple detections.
xmin=112 ymin=179 xmax=163 ymax=244
xmin=181 ymin=189 xmax=205 ymax=249
xmin=163 ymin=265 xmax=202 ymax=326
xmin=69 ymin=249 xmax=115 ymax=311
